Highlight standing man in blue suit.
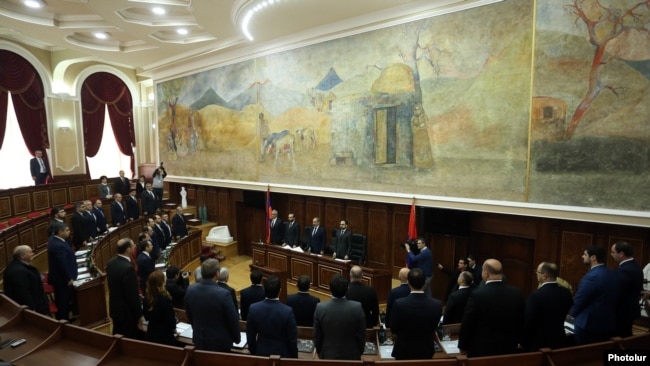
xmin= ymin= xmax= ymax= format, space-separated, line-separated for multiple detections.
xmin=246 ymin=275 xmax=298 ymax=358
xmin=570 ymin=245 xmax=618 ymax=345
xmin=47 ymin=222 xmax=78 ymax=321
xmin=30 ymin=149 xmax=49 ymax=185
xmin=184 ymin=258 xmax=240 ymax=352
xmin=307 ymin=217 xmax=326 ymax=255
xmin=404 ymin=238 xmax=433 ymax=296
xmin=610 ymin=241 xmax=644 ymax=338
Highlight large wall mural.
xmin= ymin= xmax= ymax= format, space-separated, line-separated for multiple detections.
xmin=156 ymin=0 xmax=649 ymax=212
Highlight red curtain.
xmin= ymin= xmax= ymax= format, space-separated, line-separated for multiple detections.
xmin=0 ymin=50 xmax=49 ymax=160
xmin=81 ymin=72 xmax=135 ymax=177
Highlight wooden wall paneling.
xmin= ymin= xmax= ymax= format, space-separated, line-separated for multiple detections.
xmin=559 ymin=231 xmax=593 ymax=292
xmin=305 ymin=198 xmax=323 ymax=227
xmin=429 ymin=234 xmax=458 ymax=300
xmin=366 ymin=202 xmax=389 ymax=267
xmin=287 ymin=197 xmax=305 ymax=229
xmin=50 ymin=188 xmax=68 ymax=206
xmin=391 ymin=207 xmax=411 ymax=274
xmin=196 ymin=188 xmax=206 ymax=208
xmin=290 ymin=257 xmax=314 ymax=282
xmin=33 ymin=221 xmax=49 ymax=249
xmin=0 ymin=196 xmax=10 ymax=219
xmin=471 ymin=212 xmax=538 ymax=239
xmin=268 ymin=251 xmax=288 ymax=272
xmin=607 ymin=235 xmax=644 ymax=269
xmin=68 ymin=186 xmax=85 ymax=203
xmin=218 ymin=191 xmax=230 ymax=225
xmin=0 ymin=236 xmax=6 ymax=275
xmin=252 ymin=246 xmax=266 ymax=266
xmin=317 ymin=263 xmax=345 ymax=290
xmin=324 ymin=198 xmax=344 ymax=241
xmin=12 ymin=193 xmax=31 ymax=216
xmin=206 ymin=189 xmax=218 ymax=220
xmin=499 ymin=236 xmax=535 ymax=295
xmin=4 ymin=233 xmax=19 ymax=272
xmin=345 ymin=201 xmax=366 ymax=235
xmin=85 ymin=183 xmax=99 ymax=199
xmin=187 ymin=186 xmax=196 ymax=206
xmin=32 ymin=190 xmax=50 ymax=212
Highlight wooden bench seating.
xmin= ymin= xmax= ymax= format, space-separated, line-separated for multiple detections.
xmin=0 ymin=291 xmax=26 ymax=326
xmin=541 ymin=340 xmax=618 ymax=366
xmin=456 ymin=351 xmax=544 ymax=366
xmin=614 ymin=332 xmax=650 ymax=350
xmin=0 ymin=309 xmax=63 ymax=362
xmin=376 ymin=359 xmax=458 ymax=366
xmin=188 ymin=349 xmax=272 ymax=366
xmin=96 ymin=336 xmax=191 ymax=366
xmin=11 ymin=323 xmax=116 ymax=366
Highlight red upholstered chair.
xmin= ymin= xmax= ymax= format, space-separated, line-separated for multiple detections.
xmin=64 ymin=203 xmax=74 ymax=209
xmin=27 ymin=211 xmax=43 ymax=219
xmin=8 ymin=217 xmax=24 ymax=226
xmin=0 ymin=222 xmax=7 ymax=231
xmin=42 ymin=275 xmax=58 ymax=318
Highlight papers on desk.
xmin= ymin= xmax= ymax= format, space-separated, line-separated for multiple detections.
xmin=178 ymin=326 xmax=247 ymax=349
xmin=77 ymin=272 xmax=91 ymax=280
xmin=176 ymin=322 xmax=191 ymax=335
xmin=440 ymin=340 xmax=460 ymax=355
xmin=76 ymin=257 xmax=86 ymax=265
xmin=75 ymin=249 xmax=90 ymax=257
xmin=379 ymin=345 xmax=394 ymax=359
xmin=107 ymin=227 xmax=118 ymax=233
xmin=334 ymin=258 xmax=351 ymax=263
xmin=290 ymin=246 xmax=304 ymax=253
xmin=155 ymin=263 xmax=166 ymax=269
xmin=73 ymin=278 xmax=91 ymax=287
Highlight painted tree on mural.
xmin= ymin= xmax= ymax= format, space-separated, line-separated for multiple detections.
xmin=564 ymin=0 xmax=650 ymax=139
xmin=161 ymin=79 xmax=185 ymax=152
xmin=398 ymin=19 xmax=438 ymax=168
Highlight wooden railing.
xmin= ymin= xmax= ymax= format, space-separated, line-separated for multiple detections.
xmin=0 ymin=293 xmax=646 ymax=365
xmin=166 ymin=230 xmax=203 ymax=270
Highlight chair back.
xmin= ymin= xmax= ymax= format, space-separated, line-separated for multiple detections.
xmin=349 ymin=233 xmax=367 ymax=264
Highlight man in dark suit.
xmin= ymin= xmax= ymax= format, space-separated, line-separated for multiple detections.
xmin=47 ymin=206 xmax=67 ymax=237
xmin=160 ymin=213 xmax=173 ymax=247
xmin=386 ymin=268 xmax=410 ymax=327
xmin=239 ymin=269 xmax=265 ymax=321
xmin=184 ymin=258 xmax=240 ymax=352
xmin=332 ymin=219 xmax=352 ymax=260
xmin=165 ymin=266 xmax=189 ymax=309
xmin=346 ymin=265 xmax=379 ymax=328
xmin=147 ymin=217 xmax=162 ymax=261
xmin=141 ymin=183 xmax=157 ymax=216
xmin=286 ymin=274 xmax=320 ymax=326
xmin=283 ymin=213 xmax=300 ymax=247
xmin=125 ymin=189 xmax=140 ymax=221
xmin=136 ymin=240 xmax=154 ymax=293
xmin=570 ymin=245 xmax=618 ymax=345
xmin=307 ymin=217 xmax=326 ymax=254
xmin=467 ymin=255 xmax=480 ymax=286
xmin=390 ymin=268 xmax=443 ymax=360
xmin=404 ymin=238 xmax=433 ymax=296
xmin=83 ymin=200 xmax=97 ymax=240
xmin=110 ymin=194 xmax=127 ymax=226
xmin=438 ymin=258 xmax=468 ymax=301
xmin=172 ymin=206 xmax=188 ymax=238
xmin=521 ymin=262 xmax=573 ymax=351
xmin=106 ymin=238 xmax=144 ymax=339
xmin=458 ymin=259 xmax=525 ymax=357
xmin=30 ymin=149 xmax=49 ymax=185
xmin=610 ymin=241 xmax=643 ymax=338
xmin=246 ymin=275 xmax=298 ymax=358
xmin=153 ymin=214 xmax=169 ymax=251
xmin=217 ymin=268 xmax=238 ymax=314
xmin=92 ymin=199 xmax=108 ymax=235
xmin=3 ymin=245 xmax=49 ymax=315
xmin=113 ymin=170 xmax=131 ymax=196
xmin=71 ymin=201 xmax=91 ymax=250
xmin=269 ymin=209 xmax=285 ymax=245
xmin=443 ymin=270 xmax=474 ymax=325
xmin=47 ymin=222 xmax=78 ymax=321
xmin=313 ymin=274 xmax=366 ymax=360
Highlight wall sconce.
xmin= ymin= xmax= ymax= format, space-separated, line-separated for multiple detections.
xmin=59 ymin=126 xmax=71 ymax=133
xmin=58 ymin=119 xmax=72 ymax=132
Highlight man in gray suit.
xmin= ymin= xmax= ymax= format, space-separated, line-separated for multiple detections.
xmin=313 ymin=274 xmax=366 ymax=360
xmin=184 ymin=258 xmax=240 ymax=352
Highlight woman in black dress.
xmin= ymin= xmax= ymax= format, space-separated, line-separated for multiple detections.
xmin=144 ymin=271 xmax=177 ymax=346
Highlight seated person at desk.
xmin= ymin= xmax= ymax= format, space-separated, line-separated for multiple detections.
xmin=246 ymin=275 xmax=298 ymax=358
xmin=144 ymin=271 xmax=177 ymax=346
xmin=390 ymin=268 xmax=442 ymax=360
xmin=285 ymin=275 xmax=320 ymax=327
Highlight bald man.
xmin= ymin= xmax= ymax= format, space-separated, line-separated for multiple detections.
xmin=458 ymin=259 xmax=525 ymax=357
xmin=386 ymin=267 xmax=410 ymax=327
xmin=3 ymin=245 xmax=48 ymax=314
xmin=346 ymin=265 xmax=379 ymax=328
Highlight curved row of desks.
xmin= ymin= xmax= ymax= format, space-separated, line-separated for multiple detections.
xmin=0 ymin=293 xmax=648 ymax=366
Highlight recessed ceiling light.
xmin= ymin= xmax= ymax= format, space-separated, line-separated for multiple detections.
xmin=24 ymin=0 xmax=44 ymax=9
xmin=152 ymin=7 xmax=165 ymax=15
xmin=93 ymin=32 xmax=109 ymax=40
xmin=177 ymin=28 xmax=188 ymax=35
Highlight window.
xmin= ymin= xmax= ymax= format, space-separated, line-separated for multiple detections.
xmin=0 ymin=93 xmax=39 ymax=189
xmin=87 ymin=108 xmax=131 ymax=179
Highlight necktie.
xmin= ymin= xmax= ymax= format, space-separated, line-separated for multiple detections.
xmin=38 ymin=158 xmax=46 ymax=173
xmin=150 ymin=191 xmax=154 ymax=198
xmin=271 ymin=219 xmax=275 ymax=227
xmin=312 ymin=227 xmax=317 ymax=236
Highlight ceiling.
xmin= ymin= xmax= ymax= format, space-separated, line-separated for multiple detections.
xmin=0 ymin=0 xmax=500 ymax=79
